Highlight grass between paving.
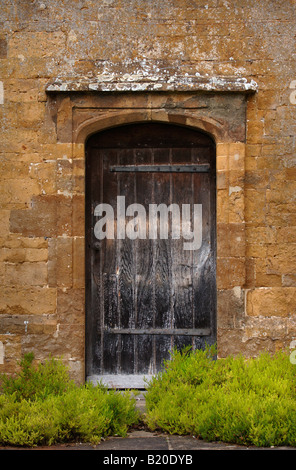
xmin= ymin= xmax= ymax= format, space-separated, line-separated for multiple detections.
xmin=144 ymin=345 xmax=296 ymax=447
xmin=1 ymin=347 xmax=296 ymax=447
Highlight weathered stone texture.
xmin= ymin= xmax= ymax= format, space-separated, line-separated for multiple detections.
xmin=0 ymin=0 xmax=295 ymax=380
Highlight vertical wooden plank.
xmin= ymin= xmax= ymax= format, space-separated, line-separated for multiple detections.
xmin=153 ymin=148 xmax=172 ymax=369
xmin=134 ymin=148 xmax=154 ymax=373
xmin=117 ymin=148 xmax=136 ymax=374
xmin=137 ymin=335 xmax=153 ymax=375
xmin=155 ymin=335 xmax=171 ymax=372
xmin=191 ymin=146 xmax=216 ymax=349
xmin=103 ymin=332 xmax=118 ymax=373
xmin=192 ymin=172 xmax=211 ymax=330
xmin=120 ymin=335 xmax=135 ymax=374
xmin=171 ymin=147 xmax=194 ymax=352
xmin=91 ymin=148 xmax=104 ymax=374
xmin=100 ymin=149 xmax=119 ymax=374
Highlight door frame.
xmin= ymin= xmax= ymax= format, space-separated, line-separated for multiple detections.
xmin=44 ymin=84 xmax=253 ymax=384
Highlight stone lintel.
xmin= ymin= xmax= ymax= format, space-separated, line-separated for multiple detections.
xmin=46 ymin=76 xmax=258 ymax=94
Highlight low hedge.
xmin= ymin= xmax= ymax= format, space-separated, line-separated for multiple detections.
xmin=0 ymin=353 xmax=138 ymax=447
xmin=144 ymin=346 xmax=296 ymax=447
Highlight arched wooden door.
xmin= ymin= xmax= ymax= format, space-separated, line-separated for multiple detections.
xmin=85 ymin=122 xmax=216 ymax=388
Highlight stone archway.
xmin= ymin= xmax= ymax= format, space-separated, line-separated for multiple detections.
xmin=23 ymin=81 xmax=253 ymax=383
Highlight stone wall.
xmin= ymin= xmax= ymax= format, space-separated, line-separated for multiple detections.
xmin=0 ymin=0 xmax=295 ymax=382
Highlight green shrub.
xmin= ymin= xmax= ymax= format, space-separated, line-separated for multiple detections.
xmin=0 ymin=385 xmax=139 ymax=447
xmin=0 ymin=353 xmax=75 ymax=401
xmin=145 ymin=346 xmax=296 ymax=447
xmin=0 ymin=354 xmax=139 ymax=447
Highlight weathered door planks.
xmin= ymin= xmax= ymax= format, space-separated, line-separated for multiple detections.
xmin=85 ymin=123 xmax=216 ymax=388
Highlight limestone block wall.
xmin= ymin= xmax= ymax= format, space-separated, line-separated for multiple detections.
xmin=0 ymin=0 xmax=295 ymax=381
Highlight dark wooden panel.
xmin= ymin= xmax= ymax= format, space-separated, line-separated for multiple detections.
xmin=155 ymin=335 xmax=172 ymax=371
xmin=152 ymin=148 xmax=173 ymax=367
xmin=87 ymin=122 xmax=215 ymax=149
xmin=171 ymin=148 xmax=194 ymax=337
xmin=86 ymin=146 xmax=104 ymax=375
xmin=174 ymin=335 xmax=193 ymax=352
xmin=137 ymin=335 xmax=153 ymax=375
xmin=153 ymin=148 xmax=172 ymax=335
xmin=193 ymin=172 xmax=212 ymax=330
xmin=117 ymin=149 xmax=136 ymax=374
xmin=134 ymin=148 xmax=154 ymax=374
xmin=85 ymin=122 xmax=216 ymax=383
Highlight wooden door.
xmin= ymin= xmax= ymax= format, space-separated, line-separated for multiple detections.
xmin=85 ymin=122 xmax=216 ymax=388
